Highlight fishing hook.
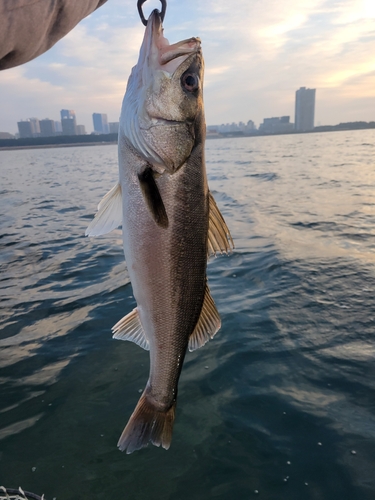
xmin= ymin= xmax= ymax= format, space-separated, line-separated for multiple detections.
xmin=137 ymin=0 xmax=167 ymax=26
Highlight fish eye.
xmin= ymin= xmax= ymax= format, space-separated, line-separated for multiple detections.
xmin=181 ymin=73 xmax=199 ymax=92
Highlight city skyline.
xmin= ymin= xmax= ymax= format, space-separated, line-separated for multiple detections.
xmin=15 ymin=109 xmax=118 ymax=138
xmin=11 ymin=85 xmax=316 ymax=139
xmin=12 ymin=87 xmax=307 ymax=139
xmin=0 ymin=0 xmax=374 ymax=135
xmin=7 ymin=86 xmax=371 ymax=140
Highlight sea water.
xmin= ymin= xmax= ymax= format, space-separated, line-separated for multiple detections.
xmin=1 ymin=129 xmax=375 ymax=499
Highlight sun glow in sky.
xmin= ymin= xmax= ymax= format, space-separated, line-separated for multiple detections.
xmin=0 ymin=0 xmax=374 ymax=134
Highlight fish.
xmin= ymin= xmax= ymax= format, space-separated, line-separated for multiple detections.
xmin=86 ymin=8 xmax=233 ymax=454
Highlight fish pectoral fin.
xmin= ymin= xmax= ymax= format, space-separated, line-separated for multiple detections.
xmin=112 ymin=308 xmax=150 ymax=351
xmin=138 ymin=167 xmax=168 ymax=228
xmin=85 ymin=183 xmax=122 ymax=237
xmin=207 ymin=191 xmax=234 ymax=257
xmin=188 ymin=284 xmax=221 ymax=352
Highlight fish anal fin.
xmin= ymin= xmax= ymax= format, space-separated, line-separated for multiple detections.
xmin=112 ymin=308 xmax=150 ymax=351
xmin=188 ymin=284 xmax=221 ymax=352
xmin=208 ymin=191 xmax=234 ymax=256
xmin=138 ymin=167 xmax=168 ymax=228
xmin=85 ymin=183 xmax=122 ymax=237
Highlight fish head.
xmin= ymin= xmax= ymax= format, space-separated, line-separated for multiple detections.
xmin=120 ymin=10 xmax=204 ymax=174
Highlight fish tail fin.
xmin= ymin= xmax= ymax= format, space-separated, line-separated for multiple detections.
xmin=118 ymin=392 xmax=176 ymax=454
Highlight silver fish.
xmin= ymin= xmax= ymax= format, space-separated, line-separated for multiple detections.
xmin=86 ymin=9 xmax=233 ymax=454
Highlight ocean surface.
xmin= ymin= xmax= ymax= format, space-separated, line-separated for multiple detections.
xmin=1 ymin=129 xmax=375 ymax=499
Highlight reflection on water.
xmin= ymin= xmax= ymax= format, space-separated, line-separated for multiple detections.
xmin=1 ymin=131 xmax=375 ymax=499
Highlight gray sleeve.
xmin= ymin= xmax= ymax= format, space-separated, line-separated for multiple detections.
xmin=0 ymin=0 xmax=108 ymax=70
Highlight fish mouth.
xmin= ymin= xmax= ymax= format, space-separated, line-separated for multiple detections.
xmin=150 ymin=117 xmax=189 ymax=126
xmin=143 ymin=9 xmax=201 ymax=74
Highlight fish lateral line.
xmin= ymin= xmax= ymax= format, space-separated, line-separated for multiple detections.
xmin=138 ymin=166 xmax=169 ymax=228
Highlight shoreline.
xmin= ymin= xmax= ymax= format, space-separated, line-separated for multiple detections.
xmin=0 ymin=141 xmax=117 ymax=151
xmin=1 ymin=125 xmax=374 ymax=151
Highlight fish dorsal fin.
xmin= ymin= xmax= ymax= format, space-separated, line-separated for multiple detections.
xmin=188 ymin=284 xmax=221 ymax=352
xmin=112 ymin=308 xmax=150 ymax=351
xmin=85 ymin=183 xmax=122 ymax=237
xmin=138 ymin=167 xmax=168 ymax=228
xmin=208 ymin=191 xmax=234 ymax=256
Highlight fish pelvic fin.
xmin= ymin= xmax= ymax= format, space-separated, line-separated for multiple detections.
xmin=188 ymin=283 xmax=221 ymax=352
xmin=118 ymin=392 xmax=176 ymax=454
xmin=85 ymin=183 xmax=122 ymax=237
xmin=112 ymin=308 xmax=150 ymax=351
xmin=207 ymin=191 xmax=234 ymax=256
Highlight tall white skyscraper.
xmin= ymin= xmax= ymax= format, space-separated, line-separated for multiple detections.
xmin=295 ymin=87 xmax=316 ymax=132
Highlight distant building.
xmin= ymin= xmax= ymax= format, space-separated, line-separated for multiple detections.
xmin=109 ymin=122 xmax=119 ymax=134
xmin=93 ymin=113 xmax=109 ymax=134
xmin=76 ymin=125 xmax=87 ymax=135
xmin=0 ymin=132 xmax=14 ymax=139
xmin=259 ymin=116 xmax=294 ymax=134
xmin=39 ymin=119 xmax=56 ymax=137
xmin=295 ymin=87 xmax=316 ymax=132
xmin=206 ymin=125 xmax=221 ymax=136
xmin=61 ymin=109 xmax=75 ymax=120
xmin=54 ymin=121 xmax=62 ymax=133
xmin=17 ymin=118 xmax=40 ymax=138
xmin=219 ymin=122 xmax=242 ymax=134
xmin=61 ymin=118 xmax=77 ymax=135
xmin=29 ymin=118 xmax=40 ymax=136
xmin=240 ymin=120 xmax=256 ymax=133
xmin=17 ymin=121 xmax=32 ymax=138
xmin=208 ymin=120 xmax=257 ymax=135
xmin=60 ymin=109 xmax=77 ymax=135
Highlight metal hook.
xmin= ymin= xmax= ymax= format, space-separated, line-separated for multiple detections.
xmin=137 ymin=0 xmax=167 ymax=26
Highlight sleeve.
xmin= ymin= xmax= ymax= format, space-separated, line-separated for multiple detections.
xmin=0 ymin=0 xmax=108 ymax=70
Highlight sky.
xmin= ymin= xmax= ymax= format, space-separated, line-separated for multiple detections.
xmin=1 ymin=0 xmax=375 ymax=135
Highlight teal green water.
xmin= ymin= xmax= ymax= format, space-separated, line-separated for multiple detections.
xmin=1 ymin=130 xmax=375 ymax=499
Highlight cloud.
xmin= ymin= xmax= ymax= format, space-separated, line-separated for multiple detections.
xmin=1 ymin=0 xmax=375 ymax=134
